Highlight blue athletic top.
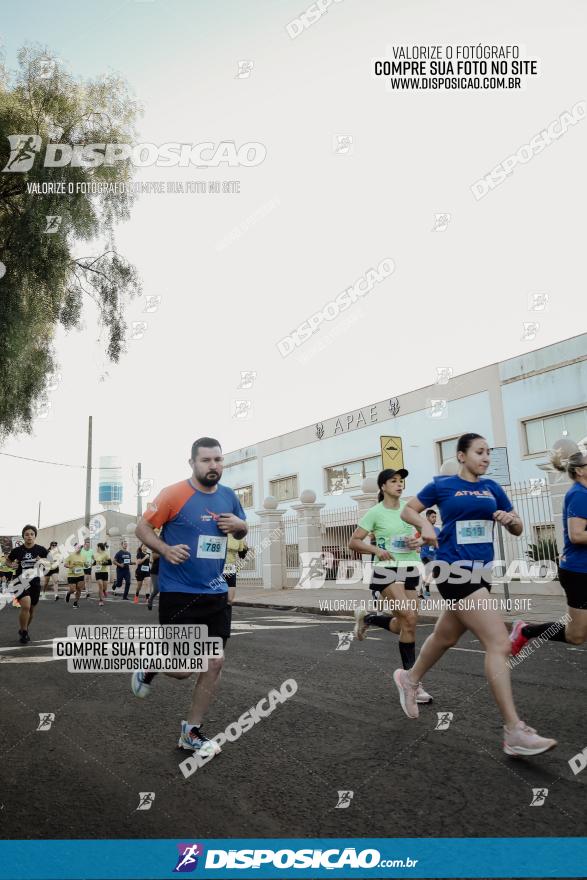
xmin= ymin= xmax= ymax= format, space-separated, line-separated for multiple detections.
xmin=144 ymin=480 xmax=246 ymax=594
xmin=417 ymin=475 xmax=513 ymax=567
xmin=420 ymin=526 xmax=441 ymax=560
xmin=560 ymin=482 xmax=587 ymax=574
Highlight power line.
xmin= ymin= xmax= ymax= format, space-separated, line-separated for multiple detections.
xmin=0 ymin=451 xmax=120 ymax=470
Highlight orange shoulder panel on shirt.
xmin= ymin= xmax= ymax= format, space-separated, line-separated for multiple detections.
xmin=142 ymin=480 xmax=195 ymax=529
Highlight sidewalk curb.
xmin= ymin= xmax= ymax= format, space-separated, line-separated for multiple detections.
xmin=234 ymin=599 xmax=354 ymax=617
xmin=233 ymin=598 xmax=562 ymax=628
xmin=235 ymin=599 xmax=461 ymax=626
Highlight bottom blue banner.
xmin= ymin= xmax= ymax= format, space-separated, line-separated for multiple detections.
xmin=0 ymin=837 xmax=585 ymax=879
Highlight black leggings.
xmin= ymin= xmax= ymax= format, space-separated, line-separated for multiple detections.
xmin=147 ymin=574 xmax=159 ymax=608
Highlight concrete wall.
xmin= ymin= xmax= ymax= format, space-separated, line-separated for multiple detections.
xmin=501 ymin=359 xmax=587 ymax=482
xmin=261 ymin=390 xmax=496 ymax=513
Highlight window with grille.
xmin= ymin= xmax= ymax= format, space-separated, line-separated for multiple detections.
xmin=269 ymin=475 xmax=298 ymax=502
xmin=234 ymin=485 xmax=254 ymax=509
xmin=325 ymin=455 xmax=382 ymax=493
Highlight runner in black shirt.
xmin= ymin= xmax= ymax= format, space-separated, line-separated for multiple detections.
xmin=134 ymin=544 xmax=151 ymax=604
xmin=113 ymin=540 xmax=132 ymax=599
xmin=8 ymin=525 xmax=48 ymax=644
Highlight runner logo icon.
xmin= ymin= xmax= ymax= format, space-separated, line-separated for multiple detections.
xmin=136 ymin=792 xmax=155 ymax=811
xmin=36 ymin=713 xmax=55 ymax=731
xmin=174 ymin=843 xmax=204 ymax=872
xmin=530 ymin=788 xmax=549 ymax=806
xmin=335 ymin=631 xmax=354 ymax=651
xmin=297 ymin=552 xmax=333 ymax=589
xmin=435 ymin=711 xmax=453 ymax=731
xmin=3 ymin=135 xmax=42 ymax=172
xmin=335 ymin=790 xmax=354 ymax=808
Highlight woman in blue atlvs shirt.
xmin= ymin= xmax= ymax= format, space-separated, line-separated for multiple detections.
xmin=393 ymin=432 xmax=557 ymax=758
xmin=511 ymin=448 xmax=587 ymax=654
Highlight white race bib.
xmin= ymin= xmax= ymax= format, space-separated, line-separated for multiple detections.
xmin=389 ymin=536 xmax=410 ymax=552
xmin=456 ymin=520 xmax=492 ymax=545
xmin=141 ymin=564 xmax=150 ymax=572
xmin=197 ymin=535 xmax=227 ymax=559
xmin=74 ymin=567 xmax=83 ymax=574
xmin=224 ymin=563 xmax=237 ymax=575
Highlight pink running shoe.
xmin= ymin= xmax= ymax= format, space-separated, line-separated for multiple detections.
xmin=503 ymin=721 xmax=557 ymax=757
xmin=509 ymin=619 xmax=530 ymax=656
xmin=416 ymin=683 xmax=433 ymax=704
xmin=393 ymin=668 xmax=419 ymax=719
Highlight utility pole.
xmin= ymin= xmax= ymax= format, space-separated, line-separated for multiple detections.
xmin=137 ymin=461 xmax=143 ymax=519
xmin=37 ymin=501 xmax=41 ymax=529
xmin=85 ymin=416 xmax=92 ymax=528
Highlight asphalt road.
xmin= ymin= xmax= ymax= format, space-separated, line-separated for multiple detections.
xmin=0 ymin=594 xmax=585 ymax=842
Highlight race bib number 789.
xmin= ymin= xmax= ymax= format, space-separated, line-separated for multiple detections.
xmin=197 ymin=535 xmax=227 ymax=559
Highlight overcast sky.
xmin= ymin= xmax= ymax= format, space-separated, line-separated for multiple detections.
xmin=1 ymin=0 xmax=585 ymax=533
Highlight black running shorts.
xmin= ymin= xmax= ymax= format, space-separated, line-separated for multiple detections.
xmin=432 ymin=563 xmax=492 ymax=600
xmin=68 ymin=576 xmax=84 ymax=585
xmin=558 ymin=566 xmax=587 ymax=610
xmin=370 ymin=564 xmax=420 ymax=597
xmin=83 ymin=568 xmax=92 ymax=576
xmin=95 ymin=572 xmax=108 ymax=581
xmin=223 ymin=572 xmax=237 ymax=590
xmin=159 ymin=591 xmax=232 ymax=647
xmin=17 ymin=580 xmax=41 ymax=605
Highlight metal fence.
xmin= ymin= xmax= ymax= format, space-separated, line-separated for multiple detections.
xmin=495 ymin=479 xmax=556 ymax=572
xmin=320 ymin=506 xmax=361 ymax=581
xmin=237 ymin=522 xmax=263 ymax=585
xmin=282 ymin=513 xmax=299 ymax=573
xmin=238 ymin=479 xmax=558 ymax=589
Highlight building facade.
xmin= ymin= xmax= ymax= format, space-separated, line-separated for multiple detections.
xmin=223 ymin=333 xmax=587 ymax=522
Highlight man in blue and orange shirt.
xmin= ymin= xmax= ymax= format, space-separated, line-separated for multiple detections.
xmin=131 ymin=436 xmax=247 ymax=757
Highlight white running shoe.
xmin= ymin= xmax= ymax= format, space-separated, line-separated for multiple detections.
xmin=178 ymin=721 xmax=221 ymax=756
xmin=353 ymin=608 xmax=368 ymax=641
xmin=131 ymin=670 xmax=152 ymax=699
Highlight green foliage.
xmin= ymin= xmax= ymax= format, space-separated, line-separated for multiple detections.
xmin=0 ymin=44 xmax=142 ymax=438
xmin=526 ymin=538 xmax=560 ymax=564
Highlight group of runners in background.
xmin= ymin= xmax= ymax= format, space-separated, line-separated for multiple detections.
xmin=0 ymin=533 xmax=161 ymax=639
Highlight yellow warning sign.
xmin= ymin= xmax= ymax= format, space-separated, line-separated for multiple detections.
xmin=380 ymin=436 xmax=404 ymax=470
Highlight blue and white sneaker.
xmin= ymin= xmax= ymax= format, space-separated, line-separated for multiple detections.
xmin=178 ymin=721 xmax=221 ymax=757
xmin=131 ymin=670 xmax=152 ymax=699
